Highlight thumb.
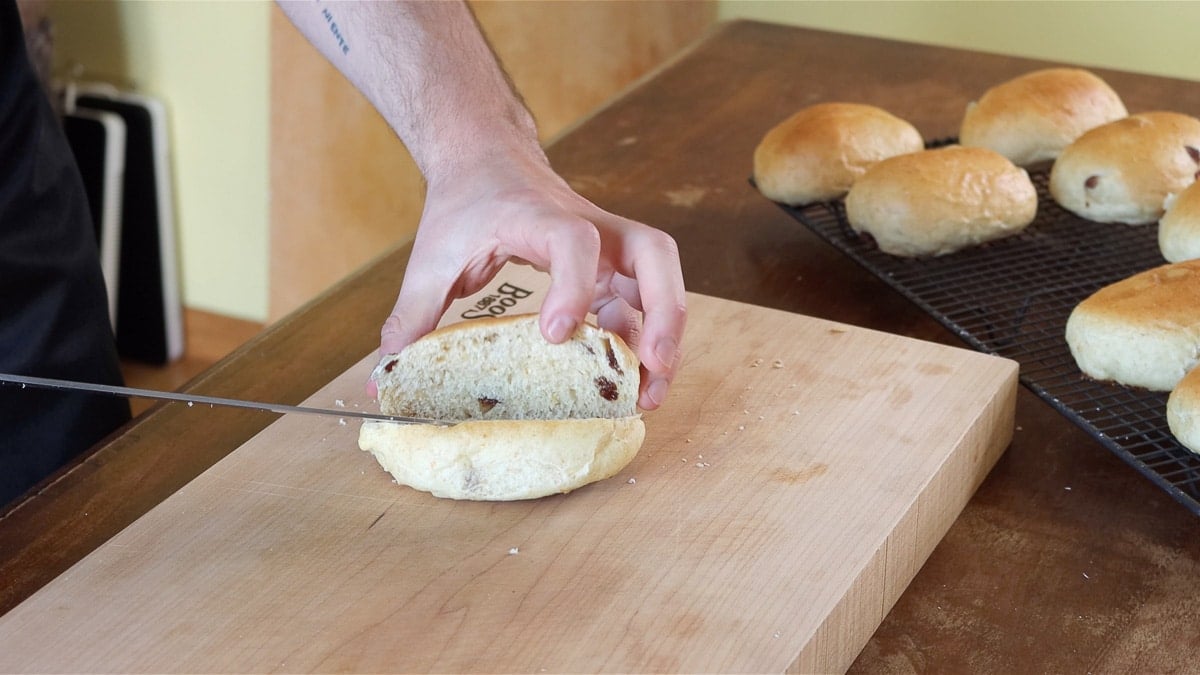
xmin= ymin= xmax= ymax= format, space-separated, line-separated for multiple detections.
xmin=368 ymin=279 xmax=448 ymax=398
xmin=379 ymin=278 xmax=450 ymax=357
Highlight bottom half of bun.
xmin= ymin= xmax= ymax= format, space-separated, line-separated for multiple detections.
xmin=358 ymin=417 xmax=645 ymax=501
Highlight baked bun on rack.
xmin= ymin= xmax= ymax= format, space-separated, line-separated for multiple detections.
xmin=959 ymin=68 xmax=1127 ymax=166
xmin=359 ymin=314 xmax=644 ymax=501
xmin=1159 ymin=181 xmax=1200 ymax=263
xmin=1065 ymin=260 xmax=1200 ymax=392
xmin=1049 ymin=111 xmax=1200 ymax=225
xmin=1168 ymin=365 xmax=1200 ymax=455
xmin=753 ymin=102 xmax=924 ymax=205
xmin=843 ymin=145 xmax=1037 ymax=257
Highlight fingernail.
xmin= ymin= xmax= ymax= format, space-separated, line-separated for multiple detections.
xmin=654 ymin=337 xmax=679 ymax=370
xmin=645 ymin=378 xmax=669 ymax=408
xmin=548 ymin=315 xmax=576 ymax=342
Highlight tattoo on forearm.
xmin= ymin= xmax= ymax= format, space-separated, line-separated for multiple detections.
xmin=321 ymin=6 xmax=350 ymax=55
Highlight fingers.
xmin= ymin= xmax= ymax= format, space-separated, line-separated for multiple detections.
xmin=609 ymin=224 xmax=687 ymax=411
xmin=535 ymin=217 xmax=601 ymax=343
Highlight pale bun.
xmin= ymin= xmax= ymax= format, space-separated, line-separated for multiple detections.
xmin=753 ymin=102 xmax=924 ymax=205
xmin=1065 ymin=260 xmax=1200 ymax=391
xmin=360 ymin=314 xmax=644 ymax=501
xmin=1167 ymin=365 xmax=1200 ymax=456
xmin=1049 ymin=111 xmax=1200 ymax=225
xmin=1159 ymin=181 xmax=1200 ymax=263
xmin=359 ymin=417 xmax=644 ymax=501
xmin=960 ymin=68 xmax=1127 ymax=166
xmin=843 ymin=145 xmax=1038 ymax=257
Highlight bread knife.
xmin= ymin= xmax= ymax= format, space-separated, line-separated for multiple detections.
xmin=0 ymin=373 xmax=444 ymax=425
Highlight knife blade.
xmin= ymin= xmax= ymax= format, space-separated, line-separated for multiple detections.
xmin=0 ymin=373 xmax=445 ymax=425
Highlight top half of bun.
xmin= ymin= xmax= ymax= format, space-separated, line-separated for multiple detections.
xmin=753 ymin=102 xmax=924 ymax=205
xmin=959 ymin=68 xmax=1127 ymax=166
xmin=371 ymin=314 xmax=640 ymax=422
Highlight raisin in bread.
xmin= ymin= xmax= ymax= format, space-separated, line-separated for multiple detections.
xmin=358 ymin=314 xmax=644 ymax=501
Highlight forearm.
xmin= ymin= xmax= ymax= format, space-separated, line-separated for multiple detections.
xmin=276 ymin=0 xmax=545 ymax=184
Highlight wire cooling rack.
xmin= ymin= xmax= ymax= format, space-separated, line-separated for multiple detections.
xmin=775 ymin=169 xmax=1200 ymax=516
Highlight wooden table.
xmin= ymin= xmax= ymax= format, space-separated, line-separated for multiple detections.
xmin=4 ymin=21 xmax=1199 ymax=672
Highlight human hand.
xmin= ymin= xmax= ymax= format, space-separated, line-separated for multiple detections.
xmin=373 ymin=153 xmax=686 ymax=411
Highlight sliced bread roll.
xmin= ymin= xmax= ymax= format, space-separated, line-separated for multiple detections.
xmin=959 ymin=68 xmax=1127 ymax=166
xmin=1159 ymin=181 xmax=1200 ymax=263
xmin=844 ymin=145 xmax=1038 ymax=257
xmin=753 ymin=102 xmax=924 ymax=205
xmin=1168 ymin=364 xmax=1200 ymax=455
xmin=1049 ymin=111 xmax=1200 ymax=225
xmin=1065 ymin=260 xmax=1200 ymax=391
xmin=359 ymin=314 xmax=644 ymax=501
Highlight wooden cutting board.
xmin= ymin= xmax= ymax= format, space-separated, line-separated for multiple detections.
xmin=0 ymin=270 xmax=1016 ymax=673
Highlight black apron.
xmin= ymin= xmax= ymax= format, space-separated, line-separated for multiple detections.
xmin=1 ymin=2 xmax=132 ymax=507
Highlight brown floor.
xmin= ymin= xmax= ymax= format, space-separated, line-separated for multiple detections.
xmin=120 ymin=309 xmax=264 ymax=417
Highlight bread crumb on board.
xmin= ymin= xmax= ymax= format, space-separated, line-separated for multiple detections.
xmin=508 ymin=547 xmax=519 ymax=555
xmin=627 ymin=477 xmax=636 ymax=484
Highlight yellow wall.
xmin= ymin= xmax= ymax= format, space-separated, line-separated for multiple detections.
xmin=48 ymin=0 xmax=269 ymax=322
xmin=718 ymin=0 xmax=1200 ymax=83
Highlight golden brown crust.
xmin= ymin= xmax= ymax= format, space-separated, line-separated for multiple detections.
xmin=960 ymin=68 xmax=1127 ymax=165
xmin=1072 ymin=259 xmax=1200 ymax=326
xmin=753 ymin=102 xmax=923 ymax=205
xmin=844 ymin=145 xmax=1037 ymax=256
xmin=1049 ymin=111 xmax=1200 ymax=224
